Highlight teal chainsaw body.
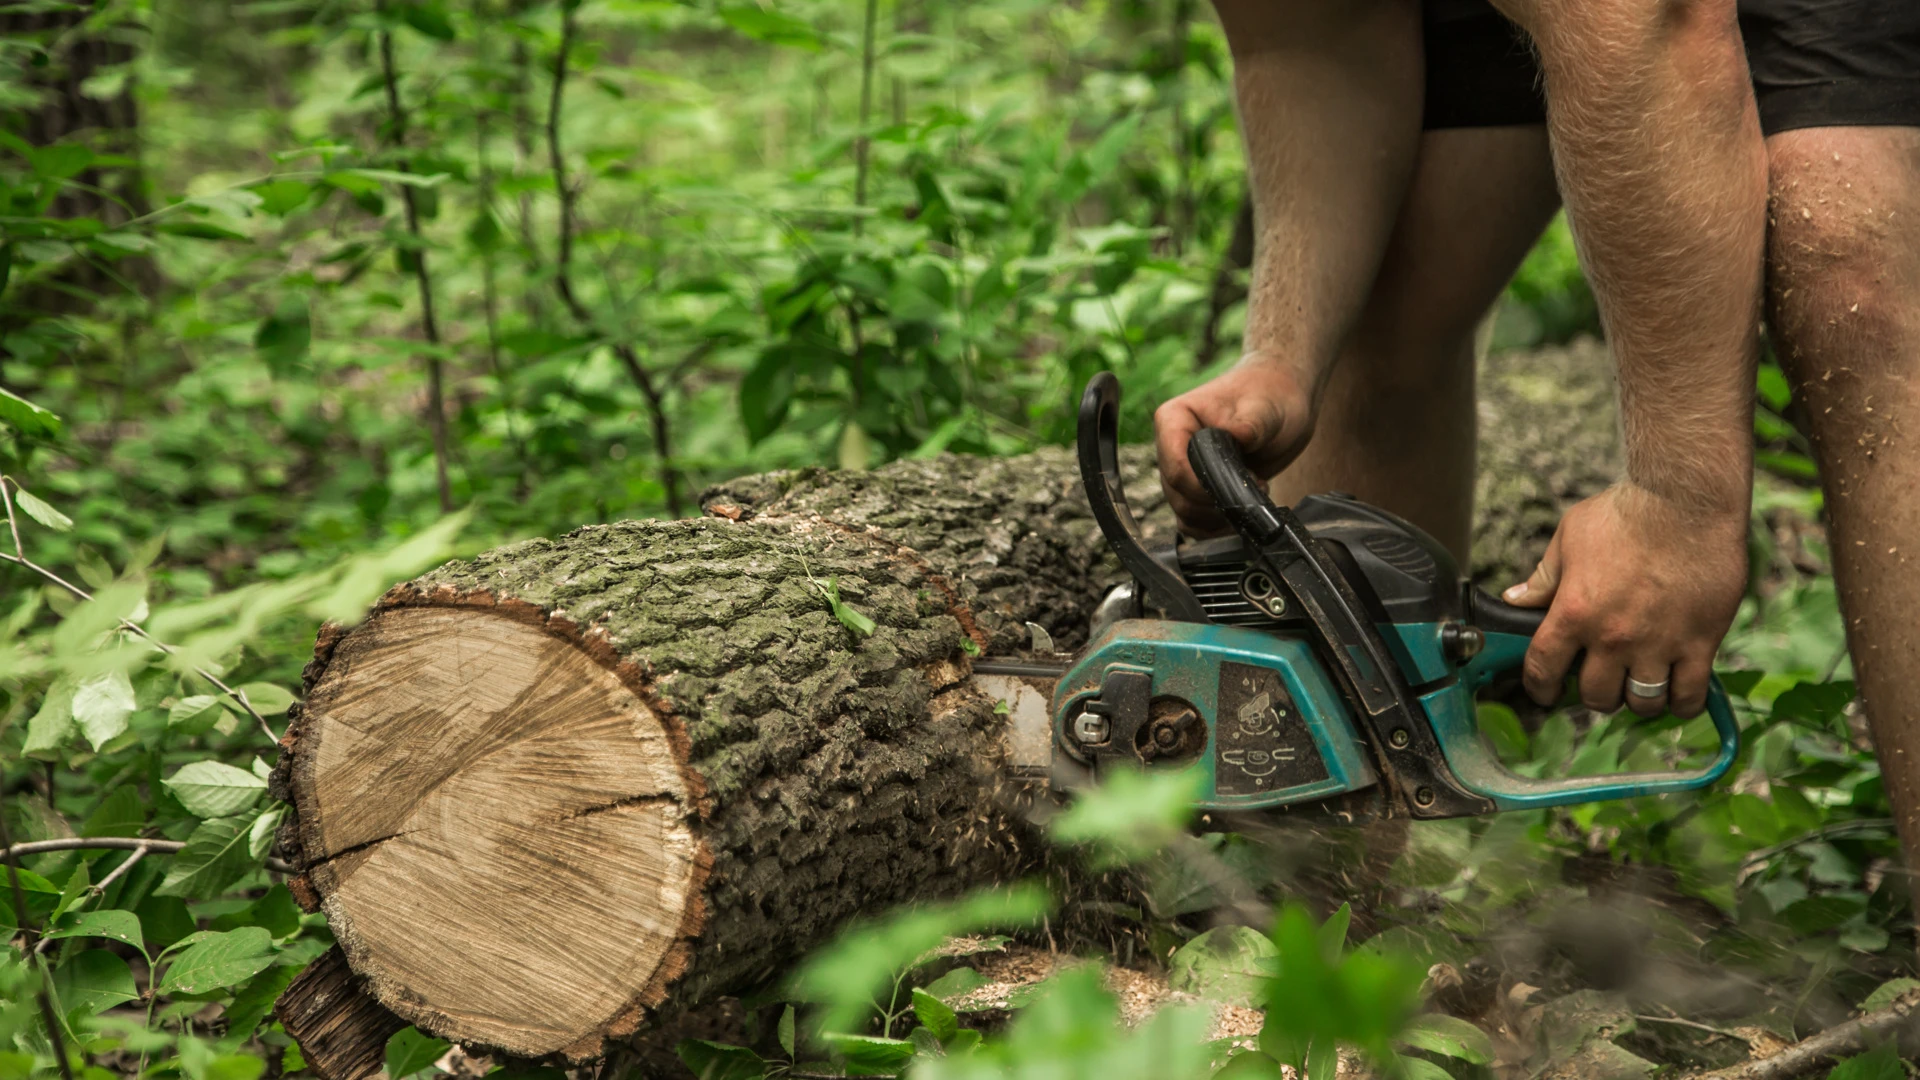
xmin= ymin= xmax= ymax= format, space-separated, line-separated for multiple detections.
xmin=991 ymin=374 xmax=1739 ymax=819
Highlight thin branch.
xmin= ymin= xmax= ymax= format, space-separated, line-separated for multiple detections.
xmin=1 ymin=838 xmax=294 ymax=876
xmin=0 ymin=810 xmax=76 ymax=1080
xmin=375 ymin=9 xmax=455 ymax=514
xmin=0 ymin=477 xmax=275 ymax=742
xmin=87 ymin=843 xmax=150 ymax=896
xmin=853 ymin=0 xmax=879 ymax=231
xmin=1737 ymin=818 xmax=1896 ymax=882
xmin=472 ymin=0 xmax=530 ymax=489
xmin=545 ymin=1 xmax=684 ymax=516
xmin=1687 ymin=991 xmax=1920 ymax=1080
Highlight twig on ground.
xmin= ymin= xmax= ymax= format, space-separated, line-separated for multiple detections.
xmin=0 ymin=476 xmax=278 ymax=742
xmin=1635 ymin=1014 xmax=1748 ymax=1042
xmin=1 ymin=837 xmax=294 ymax=875
xmin=1687 ymin=991 xmax=1920 ymax=1080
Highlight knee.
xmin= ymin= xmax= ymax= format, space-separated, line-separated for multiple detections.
xmin=1767 ymin=154 xmax=1907 ymax=339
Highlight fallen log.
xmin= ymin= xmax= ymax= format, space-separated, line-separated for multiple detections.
xmin=274 ymin=447 xmax=1147 ymax=1071
xmin=273 ymin=342 xmax=1628 ymax=1076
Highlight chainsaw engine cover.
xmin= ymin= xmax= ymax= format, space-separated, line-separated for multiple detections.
xmin=1050 ymin=619 xmax=1378 ymax=810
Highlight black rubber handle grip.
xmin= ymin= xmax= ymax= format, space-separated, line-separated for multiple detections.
xmin=1466 ymin=586 xmax=1547 ymax=636
xmin=1186 ymin=428 xmax=1285 ymax=542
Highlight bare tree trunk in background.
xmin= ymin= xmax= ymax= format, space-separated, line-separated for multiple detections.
xmin=0 ymin=4 xmax=161 ymax=299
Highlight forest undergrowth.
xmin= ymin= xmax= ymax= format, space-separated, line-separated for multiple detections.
xmin=0 ymin=2 xmax=1906 ymax=1079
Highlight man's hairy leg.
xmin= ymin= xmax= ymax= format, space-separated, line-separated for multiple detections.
xmin=1491 ymin=0 xmax=1766 ymax=719
xmin=1270 ymin=126 xmax=1560 ymax=563
xmin=1767 ymin=126 xmax=1920 ymax=869
xmin=1156 ymin=0 xmax=1423 ymax=533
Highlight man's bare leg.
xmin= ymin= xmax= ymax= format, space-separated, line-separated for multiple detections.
xmin=1270 ymin=126 xmax=1561 ymax=562
xmin=1156 ymin=0 xmax=1425 ymax=533
xmin=1766 ymin=127 xmax=1920 ymax=862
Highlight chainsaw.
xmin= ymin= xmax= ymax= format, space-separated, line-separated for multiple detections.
xmin=973 ymin=373 xmax=1738 ymax=819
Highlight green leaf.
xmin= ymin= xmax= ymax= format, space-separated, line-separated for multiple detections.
xmin=72 ymin=668 xmax=136 ymax=750
xmin=822 ymin=1033 xmax=914 ymax=1076
xmin=164 ymin=761 xmax=269 ymax=818
xmin=923 ymin=965 xmax=988 ymax=1003
xmin=385 ymin=1026 xmax=451 ymax=1079
xmin=236 ymin=682 xmax=296 ymax=716
xmin=398 ymin=1 xmax=455 ymax=40
xmin=817 ymin=577 xmax=876 ymax=637
xmin=1860 ymin=977 xmax=1920 ymax=1011
xmin=254 ymin=296 xmax=311 ymax=376
xmin=718 ymin=6 xmax=822 ymax=49
xmin=1168 ymin=926 xmax=1277 ymax=1007
xmin=1213 ymin=1052 xmax=1286 ymax=1079
xmin=1394 ymin=1055 xmax=1457 ymax=1080
xmin=912 ymin=987 xmax=959 ymax=1042
xmin=45 ymin=909 xmax=145 ymax=954
xmin=53 ymin=950 xmax=138 ymax=1017
xmin=675 ymin=1040 xmax=767 ymax=1080
xmin=169 ymin=695 xmax=225 ymax=734
xmin=739 ymin=348 xmax=796 ymax=444
xmin=156 ymin=814 xmax=263 ymax=899
xmin=249 ymin=803 xmax=287 ymax=860
xmin=777 ymin=1004 xmax=795 ymax=1058
xmin=211 ymin=883 xmax=302 ymax=940
xmin=791 ymin=884 xmax=1051 ymax=1033
xmin=51 ymin=863 xmax=91 ymax=925
xmin=1400 ymin=1014 xmax=1495 ymax=1065
xmin=0 ymin=388 xmax=63 ymax=439
xmin=81 ymin=786 xmax=145 ymax=838
xmin=11 ymin=485 xmax=72 ymax=531
xmin=1051 ymin=767 xmax=1203 ymax=867
xmin=225 ymin=962 xmax=306 ymax=1046
xmin=158 ymin=927 xmax=277 ymax=994
xmin=1827 ymin=1044 xmax=1903 ymax=1080
xmin=23 ymin=678 xmax=75 ymax=758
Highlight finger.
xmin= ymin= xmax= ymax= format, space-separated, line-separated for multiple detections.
xmin=1154 ymin=400 xmax=1209 ymax=528
xmin=1579 ymin=650 xmax=1628 ymax=714
xmin=1521 ymin=613 xmax=1581 ymax=706
xmin=1622 ymin=660 xmax=1673 ymax=719
xmin=1503 ymin=530 xmax=1563 ymax=609
xmin=1668 ymin=653 xmax=1714 ymax=719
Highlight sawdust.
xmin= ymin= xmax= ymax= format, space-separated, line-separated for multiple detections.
xmin=949 ymin=945 xmax=1265 ymax=1041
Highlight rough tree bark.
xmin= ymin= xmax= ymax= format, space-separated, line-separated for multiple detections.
xmin=273 ymin=343 xmax=1625 ymax=1077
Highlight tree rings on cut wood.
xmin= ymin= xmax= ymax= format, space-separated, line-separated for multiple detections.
xmin=284 ymin=595 xmax=709 ymax=1060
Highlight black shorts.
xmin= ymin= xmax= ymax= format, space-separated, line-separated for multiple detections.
xmin=1423 ymin=0 xmax=1920 ymax=135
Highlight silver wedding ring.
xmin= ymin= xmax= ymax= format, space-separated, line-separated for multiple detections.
xmin=1625 ymin=675 xmax=1670 ymax=699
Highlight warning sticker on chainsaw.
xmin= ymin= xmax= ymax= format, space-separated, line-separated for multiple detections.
xmin=1215 ymin=662 xmax=1329 ymax=796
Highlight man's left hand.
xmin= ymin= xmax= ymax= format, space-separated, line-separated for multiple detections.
xmin=1502 ymin=483 xmax=1749 ymax=718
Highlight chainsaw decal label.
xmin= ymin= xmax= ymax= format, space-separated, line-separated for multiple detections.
xmin=1215 ymin=662 xmax=1329 ymax=795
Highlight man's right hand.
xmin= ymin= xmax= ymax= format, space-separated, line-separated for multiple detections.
xmin=1153 ymin=354 xmax=1318 ymax=535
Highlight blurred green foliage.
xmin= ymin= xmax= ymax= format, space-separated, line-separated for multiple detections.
xmin=0 ymin=0 xmax=1887 ymax=1078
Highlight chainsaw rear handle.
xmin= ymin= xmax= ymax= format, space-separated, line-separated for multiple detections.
xmin=1185 ymin=424 xmax=1739 ymax=811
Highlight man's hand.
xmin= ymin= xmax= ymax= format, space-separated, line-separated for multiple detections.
xmin=1504 ymin=483 xmax=1747 ymax=718
xmin=1154 ymin=355 xmax=1317 ymax=535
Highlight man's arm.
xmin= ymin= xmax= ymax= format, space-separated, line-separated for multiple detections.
xmin=1155 ymin=0 xmax=1424 ymax=533
xmin=1492 ymin=0 xmax=1766 ymax=717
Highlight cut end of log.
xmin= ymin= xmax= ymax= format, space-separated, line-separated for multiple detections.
xmin=285 ymin=598 xmax=709 ymax=1060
